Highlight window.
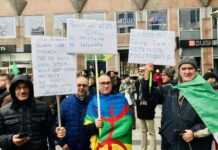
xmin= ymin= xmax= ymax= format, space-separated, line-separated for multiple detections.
xmin=179 ymin=8 xmax=201 ymax=67
xmin=53 ymin=14 xmax=76 ymax=36
xmin=147 ymin=10 xmax=168 ymax=30
xmin=179 ymin=8 xmax=200 ymax=40
xmin=24 ymin=16 xmax=45 ymax=37
xmin=116 ymin=12 xmax=136 ymax=33
xmin=179 ymin=8 xmax=200 ymax=31
xmin=0 ymin=16 xmax=16 ymax=38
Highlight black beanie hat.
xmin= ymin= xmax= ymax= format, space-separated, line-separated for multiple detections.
xmin=178 ymin=57 xmax=197 ymax=70
xmin=162 ymin=67 xmax=175 ymax=79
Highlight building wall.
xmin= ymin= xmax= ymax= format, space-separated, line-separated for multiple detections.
xmin=1 ymin=0 xmax=218 ymax=74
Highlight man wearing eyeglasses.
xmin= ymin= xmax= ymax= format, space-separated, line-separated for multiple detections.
xmin=55 ymin=76 xmax=92 ymax=150
xmin=84 ymin=74 xmax=133 ymax=150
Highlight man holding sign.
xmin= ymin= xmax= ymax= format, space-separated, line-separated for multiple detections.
xmin=84 ymin=74 xmax=133 ymax=150
xmin=55 ymin=76 xmax=92 ymax=150
xmin=159 ymin=57 xmax=213 ymax=150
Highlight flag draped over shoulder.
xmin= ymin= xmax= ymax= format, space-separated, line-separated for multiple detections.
xmin=174 ymin=74 xmax=218 ymax=141
xmin=84 ymin=93 xmax=133 ymax=150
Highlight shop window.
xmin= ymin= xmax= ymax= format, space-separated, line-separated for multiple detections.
xmin=116 ymin=12 xmax=136 ymax=33
xmin=86 ymin=60 xmax=106 ymax=76
xmin=147 ymin=9 xmax=168 ymax=30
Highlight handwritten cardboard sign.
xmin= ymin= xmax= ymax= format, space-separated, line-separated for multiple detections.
xmin=67 ymin=19 xmax=117 ymax=54
xmin=31 ymin=36 xmax=77 ymax=97
xmin=128 ymin=29 xmax=176 ymax=66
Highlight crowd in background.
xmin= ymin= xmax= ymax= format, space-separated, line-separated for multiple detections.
xmin=1 ymin=60 xmax=218 ymax=150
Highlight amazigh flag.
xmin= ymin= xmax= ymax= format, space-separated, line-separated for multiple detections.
xmin=175 ymin=74 xmax=218 ymax=141
xmin=84 ymin=93 xmax=133 ymax=150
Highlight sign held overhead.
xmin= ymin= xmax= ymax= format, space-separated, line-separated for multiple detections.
xmin=31 ymin=36 xmax=77 ymax=97
xmin=128 ymin=29 xmax=176 ymax=66
xmin=67 ymin=19 xmax=117 ymax=54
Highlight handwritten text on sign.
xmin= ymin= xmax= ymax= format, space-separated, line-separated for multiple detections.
xmin=31 ymin=36 xmax=77 ymax=97
xmin=67 ymin=19 xmax=117 ymax=54
xmin=128 ymin=30 xmax=176 ymax=66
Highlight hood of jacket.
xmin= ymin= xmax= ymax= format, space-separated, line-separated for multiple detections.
xmin=9 ymin=75 xmax=34 ymax=107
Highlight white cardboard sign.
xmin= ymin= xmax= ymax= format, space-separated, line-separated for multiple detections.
xmin=128 ymin=29 xmax=176 ymax=66
xmin=67 ymin=19 xmax=117 ymax=54
xmin=31 ymin=36 xmax=77 ymax=97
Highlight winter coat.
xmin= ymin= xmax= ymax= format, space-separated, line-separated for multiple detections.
xmin=59 ymin=94 xmax=91 ymax=150
xmin=159 ymin=85 xmax=212 ymax=150
xmin=0 ymin=75 xmax=54 ymax=150
xmin=135 ymin=79 xmax=159 ymax=119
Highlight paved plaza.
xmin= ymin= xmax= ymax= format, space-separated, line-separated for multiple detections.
xmin=133 ymin=105 xmax=162 ymax=150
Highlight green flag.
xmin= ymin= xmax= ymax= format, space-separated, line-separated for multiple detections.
xmin=85 ymin=54 xmax=113 ymax=61
xmin=10 ymin=62 xmax=20 ymax=75
xmin=174 ymin=74 xmax=218 ymax=141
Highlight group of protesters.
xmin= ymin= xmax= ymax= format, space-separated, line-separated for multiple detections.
xmin=0 ymin=57 xmax=218 ymax=150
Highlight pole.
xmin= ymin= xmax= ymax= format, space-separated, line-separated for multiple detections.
xmin=95 ymin=55 xmax=101 ymax=118
xmin=56 ymin=96 xmax=62 ymax=127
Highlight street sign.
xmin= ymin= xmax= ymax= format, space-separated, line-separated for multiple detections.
xmin=0 ymin=45 xmax=16 ymax=54
xmin=179 ymin=39 xmax=218 ymax=48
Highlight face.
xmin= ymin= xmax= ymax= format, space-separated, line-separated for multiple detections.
xmin=15 ymin=83 xmax=30 ymax=101
xmin=161 ymin=72 xmax=171 ymax=84
xmin=110 ymin=71 xmax=115 ymax=78
xmin=0 ymin=75 xmax=7 ymax=89
xmin=138 ymin=69 xmax=144 ymax=76
xmin=179 ymin=64 xmax=196 ymax=82
xmin=77 ymin=77 xmax=89 ymax=97
xmin=99 ymin=75 xmax=112 ymax=95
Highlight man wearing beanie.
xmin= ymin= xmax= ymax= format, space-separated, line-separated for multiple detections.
xmin=159 ymin=57 xmax=213 ymax=150
xmin=161 ymin=67 xmax=176 ymax=85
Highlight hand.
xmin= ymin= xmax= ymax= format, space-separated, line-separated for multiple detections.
xmin=12 ymin=134 xmax=28 ymax=146
xmin=62 ymin=144 xmax=70 ymax=150
xmin=55 ymin=127 xmax=66 ymax=139
xmin=95 ymin=118 xmax=103 ymax=128
xmin=145 ymin=64 xmax=154 ymax=72
xmin=182 ymin=129 xmax=194 ymax=143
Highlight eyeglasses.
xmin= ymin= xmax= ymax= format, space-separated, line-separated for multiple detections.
xmin=77 ymin=84 xmax=88 ymax=87
xmin=99 ymin=81 xmax=111 ymax=85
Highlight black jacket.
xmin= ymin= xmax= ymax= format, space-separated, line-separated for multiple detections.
xmin=135 ymin=79 xmax=159 ymax=119
xmin=159 ymin=85 xmax=212 ymax=150
xmin=0 ymin=75 xmax=54 ymax=150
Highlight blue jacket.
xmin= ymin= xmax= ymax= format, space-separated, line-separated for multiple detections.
xmin=60 ymin=94 xmax=91 ymax=150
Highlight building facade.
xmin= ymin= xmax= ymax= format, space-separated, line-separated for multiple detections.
xmin=0 ymin=0 xmax=218 ymax=75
